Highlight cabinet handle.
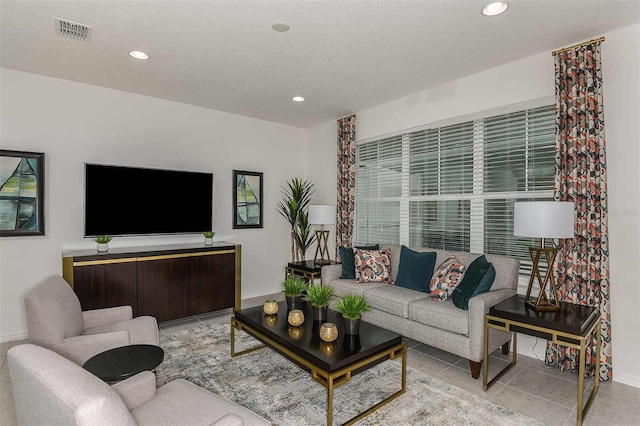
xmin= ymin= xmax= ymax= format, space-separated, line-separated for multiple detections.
xmin=73 ymin=258 xmax=137 ymax=267
xmin=190 ymin=250 xmax=236 ymax=257
xmin=137 ymin=253 xmax=192 ymax=262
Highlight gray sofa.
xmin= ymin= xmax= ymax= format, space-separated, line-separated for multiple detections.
xmin=322 ymin=244 xmax=519 ymax=378
xmin=8 ymin=343 xmax=270 ymax=426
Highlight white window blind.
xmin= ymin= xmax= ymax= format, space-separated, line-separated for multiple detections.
xmin=354 ymin=104 xmax=556 ymax=274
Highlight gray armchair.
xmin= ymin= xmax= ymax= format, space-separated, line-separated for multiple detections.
xmin=25 ymin=275 xmax=159 ymax=365
xmin=8 ymin=344 xmax=270 ymax=425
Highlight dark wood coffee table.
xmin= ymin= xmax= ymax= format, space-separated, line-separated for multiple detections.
xmin=83 ymin=344 xmax=164 ymax=382
xmin=231 ymin=301 xmax=406 ymax=425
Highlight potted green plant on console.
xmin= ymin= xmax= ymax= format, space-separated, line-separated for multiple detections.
xmin=203 ymin=231 xmax=215 ymax=246
xmin=304 ymin=284 xmax=334 ymax=322
xmin=93 ymin=236 xmax=112 ymax=253
xmin=282 ymin=277 xmax=307 ymax=310
xmin=335 ymin=294 xmax=370 ymax=335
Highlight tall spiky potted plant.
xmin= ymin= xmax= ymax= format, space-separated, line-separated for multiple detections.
xmin=277 ymin=178 xmax=315 ymax=261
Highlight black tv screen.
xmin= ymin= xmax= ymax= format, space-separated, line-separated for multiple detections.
xmin=84 ymin=163 xmax=213 ymax=237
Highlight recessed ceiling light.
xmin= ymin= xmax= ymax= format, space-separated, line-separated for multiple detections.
xmin=482 ymin=2 xmax=509 ymax=16
xmin=129 ymin=51 xmax=149 ymax=60
xmin=272 ymin=22 xmax=290 ymax=33
xmin=292 ymin=96 xmax=305 ymax=102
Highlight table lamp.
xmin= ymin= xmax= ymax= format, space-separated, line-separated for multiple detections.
xmin=513 ymin=201 xmax=574 ymax=311
xmin=309 ymin=204 xmax=336 ymax=265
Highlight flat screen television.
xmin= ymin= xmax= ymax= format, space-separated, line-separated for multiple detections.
xmin=84 ymin=163 xmax=213 ymax=237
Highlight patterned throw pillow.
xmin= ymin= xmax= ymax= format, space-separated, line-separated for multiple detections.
xmin=430 ymin=256 xmax=466 ymax=301
xmin=354 ymin=249 xmax=392 ymax=283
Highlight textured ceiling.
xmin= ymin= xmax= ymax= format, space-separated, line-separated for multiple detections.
xmin=1 ymin=1 xmax=639 ymax=128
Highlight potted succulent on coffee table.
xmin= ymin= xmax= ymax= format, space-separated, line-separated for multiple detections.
xmin=335 ymin=294 xmax=370 ymax=335
xmin=282 ymin=277 xmax=307 ymax=310
xmin=304 ymin=284 xmax=334 ymax=322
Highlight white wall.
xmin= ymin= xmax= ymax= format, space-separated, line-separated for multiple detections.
xmin=0 ymin=69 xmax=307 ymax=341
xmin=307 ymin=24 xmax=640 ymax=387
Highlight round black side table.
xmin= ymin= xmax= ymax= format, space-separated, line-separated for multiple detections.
xmin=83 ymin=344 xmax=164 ymax=382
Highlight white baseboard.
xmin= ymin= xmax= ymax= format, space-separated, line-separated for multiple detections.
xmin=610 ymin=371 xmax=640 ymax=388
xmin=515 ymin=333 xmax=640 ymax=389
xmin=0 ymin=330 xmax=28 ymax=344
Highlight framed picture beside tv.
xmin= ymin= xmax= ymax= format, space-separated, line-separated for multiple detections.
xmin=0 ymin=150 xmax=45 ymax=237
xmin=233 ymin=170 xmax=263 ymax=229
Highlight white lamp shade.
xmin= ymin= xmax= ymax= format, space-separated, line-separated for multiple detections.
xmin=513 ymin=201 xmax=574 ymax=238
xmin=308 ymin=204 xmax=336 ymax=225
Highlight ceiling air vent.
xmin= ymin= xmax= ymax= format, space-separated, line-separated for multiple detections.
xmin=54 ymin=17 xmax=92 ymax=42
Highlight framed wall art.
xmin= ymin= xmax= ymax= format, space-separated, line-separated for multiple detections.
xmin=0 ymin=150 xmax=45 ymax=236
xmin=233 ymin=170 xmax=263 ymax=229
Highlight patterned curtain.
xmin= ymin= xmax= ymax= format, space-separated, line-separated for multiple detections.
xmin=546 ymin=39 xmax=611 ymax=381
xmin=336 ymin=114 xmax=357 ymax=260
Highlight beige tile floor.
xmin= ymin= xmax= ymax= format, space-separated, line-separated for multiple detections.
xmin=2 ymin=293 xmax=639 ymax=425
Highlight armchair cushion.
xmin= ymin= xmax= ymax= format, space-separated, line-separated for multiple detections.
xmin=112 ymin=371 xmax=157 ymax=410
xmin=84 ymin=316 xmax=159 ymax=346
xmin=83 ymin=306 xmax=133 ymax=329
xmin=58 ymin=330 xmax=131 ymax=365
xmin=132 ymin=379 xmax=270 ymax=426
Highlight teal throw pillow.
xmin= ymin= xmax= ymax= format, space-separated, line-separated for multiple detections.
xmin=451 ymin=255 xmax=493 ymax=310
xmin=471 ymin=264 xmax=496 ymax=298
xmin=394 ymin=246 xmax=437 ymax=293
xmin=339 ymin=244 xmax=379 ymax=279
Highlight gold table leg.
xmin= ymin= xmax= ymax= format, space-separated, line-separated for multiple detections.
xmin=230 ymin=318 xmax=266 ymax=357
xmin=483 ymin=317 xmax=517 ymax=391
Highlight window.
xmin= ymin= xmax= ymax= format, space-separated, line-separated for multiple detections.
xmin=355 ymin=104 xmax=555 ymax=274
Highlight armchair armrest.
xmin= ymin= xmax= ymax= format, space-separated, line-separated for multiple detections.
xmin=321 ymin=264 xmax=342 ymax=284
xmin=112 ymin=371 xmax=157 ymax=409
xmin=83 ymin=306 xmax=133 ymax=329
xmin=468 ymin=288 xmax=516 ymax=361
xmin=57 ymin=330 xmax=131 ymax=365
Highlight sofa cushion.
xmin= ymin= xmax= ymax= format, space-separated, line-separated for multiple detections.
xmin=328 ymin=279 xmax=387 ymax=298
xmin=364 ymin=285 xmax=429 ymax=318
xmin=408 ymin=298 xmax=469 ymax=335
xmin=430 ymin=256 xmax=466 ymax=301
xmin=338 ymin=245 xmax=379 ymax=279
xmin=354 ymin=249 xmax=392 ymax=283
xmin=394 ymin=246 xmax=437 ymax=293
xmin=451 ymin=255 xmax=493 ymax=310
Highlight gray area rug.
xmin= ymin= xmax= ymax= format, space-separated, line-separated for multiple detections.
xmin=156 ymin=321 xmax=539 ymax=425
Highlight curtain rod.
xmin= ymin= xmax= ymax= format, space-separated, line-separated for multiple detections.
xmin=552 ymin=37 xmax=605 ymax=56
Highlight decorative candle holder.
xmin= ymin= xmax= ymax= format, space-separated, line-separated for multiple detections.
xmin=263 ymin=314 xmax=278 ymax=327
xmin=288 ymin=309 xmax=304 ymax=326
xmin=320 ymin=341 xmax=337 ymax=356
xmin=319 ymin=322 xmax=338 ymax=342
xmin=263 ymin=300 xmax=279 ymax=315
xmin=288 ymin=325 xmax=304 ymax=340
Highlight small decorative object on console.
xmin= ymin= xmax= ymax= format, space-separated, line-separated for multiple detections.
xmin=288 ymin=309 xmax=304 ymax=326
xmin=93 ymin=235 xmax=112 ymax=253
xmin=203 ymin=231 xmax=215 ymax=246
xmin=319 ymin=322 xmax=338 ymax=342
xmin=263 ymin=300 xmax=279 ymax=315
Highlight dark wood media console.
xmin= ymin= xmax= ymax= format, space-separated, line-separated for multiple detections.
xmin=62 ymin=242 xmax=241 ymax=322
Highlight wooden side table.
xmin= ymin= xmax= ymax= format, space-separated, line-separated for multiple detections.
xmin=285 ymin=260 xmax=338 ymax=284
xmin=483 ymin=295 xmax=601 ymax=425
